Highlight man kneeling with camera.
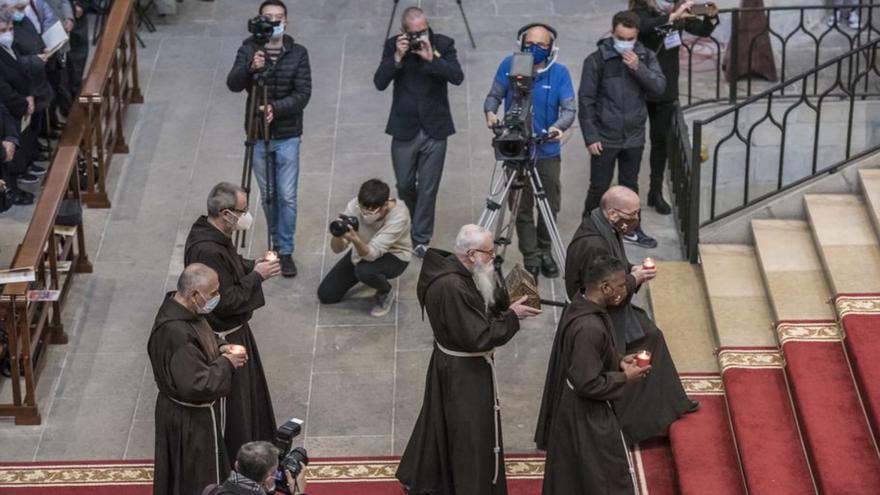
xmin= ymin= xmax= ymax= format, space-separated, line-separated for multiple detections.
xmin=203 ymin=440 xmax=307 ymax=495
xmin=317 ymin=179 xmax=411 ymax=317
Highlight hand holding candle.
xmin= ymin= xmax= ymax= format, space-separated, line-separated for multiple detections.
xmin=642 ymin=257 xmax=656 ymax=270
xmin=635 ymin=350 xmax=652 ymax=368
xmin=221 ymin=344 xmax=248 ymax=368
xmin=264 ymin=251 xmax=278 ymax=263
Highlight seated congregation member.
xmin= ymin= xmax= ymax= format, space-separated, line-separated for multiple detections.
xmin=536 ymin=255 xmax=649 ymax=495
xmin=149 ymin=263 xmax=247 ymax=495
xmin=565 ymin=185 xmax=696 ymax=445
xmin=184 ymin=182 xmax=281 ymax=463
xmin=317 ymin=178 xmax=411 ymax=317
xmin=204 ymin=441 xmax=307 ymax=495
xmin=0 ymin=7 xmax=36 ymax=205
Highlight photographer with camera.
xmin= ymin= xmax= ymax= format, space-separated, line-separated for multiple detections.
xmin=317 ymin=179 xmax=411 ymax=317
xmin=483 ymin=24 xmax=575 ymax=281
xmin=204 ymin=441 xmax=307 ymax=495
xmin=373 ymin=6 xmax=463 ymax=259
xmin=631 ymin=1 xmax=718 ymax=215
xmin=579 ymin=11 xmax=666 ymax=249
xmin=227 ymin=0 xmax=311 ymax=278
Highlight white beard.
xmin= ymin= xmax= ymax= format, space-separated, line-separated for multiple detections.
xmin=472 ymin=260 xmax=497 ymax=311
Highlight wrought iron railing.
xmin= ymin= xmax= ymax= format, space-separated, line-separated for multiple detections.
xmin=672 ymin=38 xmax=880 ymax=262
xmin=680 ymin=3 xmax=880 ymax=109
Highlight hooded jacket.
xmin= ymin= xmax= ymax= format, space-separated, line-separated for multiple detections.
xmin=578 ymin=37 xmax=666 ymax=149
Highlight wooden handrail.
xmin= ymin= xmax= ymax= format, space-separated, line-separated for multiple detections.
xmin=79 ymin=0 xmax=135 ymax=100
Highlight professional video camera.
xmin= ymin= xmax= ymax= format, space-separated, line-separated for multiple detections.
xmin=491 ymin=53 xmax=535 ymax=162
xmin=273 ymin=418 xmax=309 ymax=495
xmin=247 ymin=15 xmax=277 ymax=46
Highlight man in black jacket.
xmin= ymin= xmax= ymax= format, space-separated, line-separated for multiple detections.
xmin=227 ymin=0 xmax=311 ymax=278
xmin=374 ymin=6 xmax=463 ymax=258
xmin=0 ymin=10 xmax=36 ymax=205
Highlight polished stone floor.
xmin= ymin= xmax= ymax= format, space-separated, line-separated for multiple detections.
xmin=0 ymin=0 xmax=804 ymax=461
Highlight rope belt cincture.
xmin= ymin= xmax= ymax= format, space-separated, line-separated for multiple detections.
xmin=166 ymin=395 xmax=221 ymax=484
xmin=435 ymin=341 xmax=501 ymax=485
xmin=213 ymin=324 xmax=242 ymax=434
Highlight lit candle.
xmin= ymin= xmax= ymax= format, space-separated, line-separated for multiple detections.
xmin=636 ymin=350 xmax=652 ymax=368
xmin=265 ymin=251 xmax=278 ymax=262
xmin=226 ymin=344 xmax=247 ymax=358
xmin=642 ymin=257 xmax=656 ymax=270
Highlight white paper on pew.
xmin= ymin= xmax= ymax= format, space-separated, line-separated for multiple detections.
xmin=41 ymin=21 xmax=69 ymax=57
xmin=0 ymin=267 xmax=36 ymax=284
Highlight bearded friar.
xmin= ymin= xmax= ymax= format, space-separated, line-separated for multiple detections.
xmin=564 ymin=186 xmax=696 ymax=445
xmin=396 ymin=224 xmax=542 ymax=495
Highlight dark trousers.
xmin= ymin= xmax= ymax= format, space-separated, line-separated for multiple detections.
xmin=583 ymin=146 xmax=645 ymax=217
xmin=514 ymin=156 xmax=561 ymax=266
xmin=391 ymin=130 xmax=447 ymax=246
xmin=647 ymin=100 xmax=676 ymax=190
xmin=317 ymin=251 xmax=408 ymax=304
xmin=67 ymin=15 xmax=90 ymax=98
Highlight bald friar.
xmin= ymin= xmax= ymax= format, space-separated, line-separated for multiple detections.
xmin=560 ymin=186 xmax=696 ymax=445
xmin=149 ymin=263 xmax=247 ymax=495
xmin=396 ymin=225 xmax=541 ymax=495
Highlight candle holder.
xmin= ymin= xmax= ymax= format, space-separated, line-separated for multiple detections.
xmin=265 ymin=251 xmax=278 ymax=263
xmin=642 ymin=257 xmax=656 ymax=270
xmin=636 ymin=350 xmax=652 ymax=368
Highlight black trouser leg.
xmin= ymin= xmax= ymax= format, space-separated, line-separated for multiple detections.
xmin=617 ymin=147 xmax=645 ymax=194
xmin=354 ymin=253 xmax=408 ymax=295
xmin=317 ymin=251 xmax=360 ymax=304
xmin=583 ymin=147 xmax=622 ymax=217
xmin=647 ymin=100 xmax=676 ymax=189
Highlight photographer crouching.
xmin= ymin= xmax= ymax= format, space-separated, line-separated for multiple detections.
xmin=317 ymin=179 xmax=411 ymax=317
xmin=203 ymin=441 xmax=307 ymax=495
xmin=227 ymin=0 xmax=312 ymax=278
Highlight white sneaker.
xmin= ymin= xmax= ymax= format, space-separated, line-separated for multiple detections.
xmin=827 ymin=12 xmax=840 ymax=27
xmin=848 ymin=12 xmax=860 ymax=29
xmin=371 ymin=291 xmax=395 ymax=317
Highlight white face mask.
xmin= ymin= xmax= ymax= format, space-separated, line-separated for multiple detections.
xmin=0 ymin=31 xmax=13 ymax=49
xmin=362 ymin=211 xmax=382 ymax=225
xmin=234 ymin=211 xmax=254 ymax=231
xmin=613 ymin=38 xmax=636 ymax=54
xmin=272 ymin=23 xmax=285 ymax=39
xmin=198 ymin=293 xmax=220 ymax=314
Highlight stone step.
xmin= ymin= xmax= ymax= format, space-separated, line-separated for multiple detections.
xmin=751 ymin=219 xmax=835 ymax=322
xmin=648 ymin=261 xmax=719 ymax=373
xmin=804 ymin=194 xmax=880 ymax=295
xmin=859 ymin=169 xmax=880 ymax=240
xmin=699 ymin=244 xmax=776 ymax=347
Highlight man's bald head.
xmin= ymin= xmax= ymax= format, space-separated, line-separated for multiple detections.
xmin=600 ymin=186 xmax=641 ymax=213
xmin=524 ymin=25 xmax=553 ymax=48
xmin=176 ymin=263 xmax=219 ymax=295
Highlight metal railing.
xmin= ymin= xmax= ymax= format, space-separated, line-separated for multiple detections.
xmin=672 ymin=38 xmax=880 ymax=262
xmin=680 ymin=3 xmax=880 ymax=109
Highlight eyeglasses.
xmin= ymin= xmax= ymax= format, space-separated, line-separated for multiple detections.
xmin=611 ymin=207 xmax=640 ymax=219
xmin=358 ymin=204 xmax=383 ymax=215
xmin=468 ymin=248 xmax=496 ymax=258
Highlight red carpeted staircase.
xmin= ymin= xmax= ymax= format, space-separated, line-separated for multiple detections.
xmin=837 ymin=295 xmax=880 ymax=447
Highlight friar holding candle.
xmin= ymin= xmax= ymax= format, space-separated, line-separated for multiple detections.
xmin=536 ymin=255 xmax=650 ymax=494
xmin=184 ymin=182 xmax=282 ymax=459
xmin=563 ymin=186 xmax=696 ymax=445
xmin=149 ymin=263 xmax=248 ymax=495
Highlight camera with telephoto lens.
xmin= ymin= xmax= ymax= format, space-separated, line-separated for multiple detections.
xmin=492 ymin=53 xmax=535 ymax=162
xmin=329 ymin=214 xmax=360 ymax=237
xmin=407 ymin=31 xmax=426 ymax=51
xmin=273 ymin=418 xmax=309 ymax=495
xmin=247 ymin=15 xmax=277 ymax=46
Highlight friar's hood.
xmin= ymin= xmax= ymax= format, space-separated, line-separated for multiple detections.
xmin=185 ymin=215 xmax=232 ymax=254
xmin=151 ymin=292 xmax=200 ymax=334
xmin=416 ymin=248 xmax=471 ymax=309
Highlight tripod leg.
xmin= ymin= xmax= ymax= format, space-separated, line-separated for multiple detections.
xmin=478 ymin=166 xmax=519 ymax=229
xmin=385 ymin=0 xmax=400 ymax=42
xmin=527 ymin=169 xmax=568 ymax=299
xmin=456 ymin=0 xmax=477 ymax=49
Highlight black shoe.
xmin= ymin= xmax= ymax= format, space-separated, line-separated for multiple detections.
xmin=622 ymin=227 xmax=658 ymax=249
xmin=36 ymin=143 xmax=51 ymax=153
xmin=280 ymin=255 xmax=297 ymax=278
xmin=685 ymin=400 xmax=701 ymax=414
xmin=35 ymin=152 xmax=50 ymax=162
xmin=18 ymin=172 xmax=40 ymax=184
xmin=648 ymin=187 xmax=672 ymax=215
xmin=7 ymin=188 xmax=34 ymax=205
xmin=540 ymin=252 xmax=559 ymax=278
xmin=28 ymin=164 xmax=47 ymax=176
xmin=525 ymin=264 xmax=540 ymax=284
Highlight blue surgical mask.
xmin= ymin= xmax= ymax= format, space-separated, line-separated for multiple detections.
xmin=613 ymin=39 xmax=636 ymax=54
xmin=272 ymin=24 xmax=284 ymax=39
xmin=12 ymin=11 xmax=25 ymax=23
xmin=198 ymin=293 xmax=221 ymax=314
xmin=523 ymin=44 xmax=551 ymax=65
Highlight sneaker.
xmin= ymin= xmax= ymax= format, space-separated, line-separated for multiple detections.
xmin=827 ymin=12 xmax=840 ymax=27
xmin=18 ymin=172 xmax=40 ymax=184
xmin=280 ymin=255 xmax=297 ymax=278
xmin=848 ymin=11 xmax=860 ymax=29
xmin=623 ymin=227 xmax=658 ymax=249
xmin=413 ymin=244 xmax=429 ymax=258
xmin=28 ymin=164 xmax=47 ymax=176
xmin=371 ymin=291 xmax=395 ymax=317
xmin=7 ymin=188 xmax=34 ymax=205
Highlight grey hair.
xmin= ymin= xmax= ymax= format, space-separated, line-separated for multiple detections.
xmin=206 ymin=182 xmax=244 ymax=217
xmin=401 ymin=6 xmax=425 ymax=30
xmin=176 ymin=263 xmax=217 ymax=294
xmin=454 ymin=224 xmax=491 ymax=255
xmin=236 ymin=441 xmax=280 ymax=483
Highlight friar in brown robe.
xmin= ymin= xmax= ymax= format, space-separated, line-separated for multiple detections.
xmin=397 ymin=224 xmax=541 ymax=495
xmin=184 ymin=182 xmax=281 ymax=459
xmin=564 ymin=186 xmax=695 ymax=445
xmin=536 ymin=255 xmax=648 ymax=495
xmin=149 ymin=263 xmax=247 ymax=495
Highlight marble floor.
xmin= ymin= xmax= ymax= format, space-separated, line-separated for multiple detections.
xmin=0 ymin=0 xmax=766 ymax=461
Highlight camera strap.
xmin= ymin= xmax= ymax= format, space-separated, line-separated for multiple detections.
xmin=434 ymin=341 xmax=502 ymax=485
xmin=167 ymin=395 xmax=222 ymax=485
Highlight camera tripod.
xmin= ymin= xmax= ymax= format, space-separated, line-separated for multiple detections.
xmin=384 ymin=0 xmax=477 ymax=49
xmin=236 ymin=68 xmax=276 ymax=252
xmin=478 ymin=147 xmax=568 ymax=307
